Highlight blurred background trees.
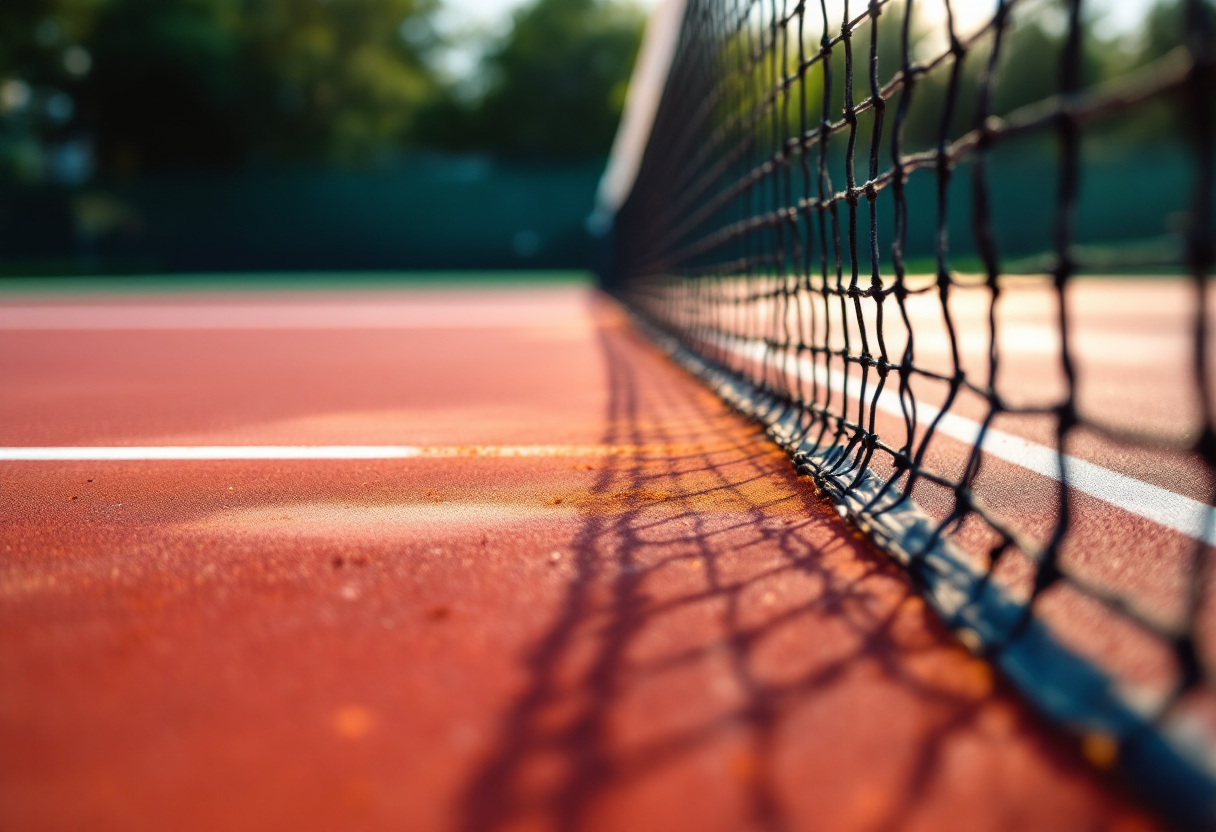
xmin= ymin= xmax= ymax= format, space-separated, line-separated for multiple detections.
xmin=0 ymin=0 xmax=1193 ymax=181
xmin=799 ymin=0 xmax=1189 ymax=151
xmin=421 ymin=0 xmax=644 ymax=158
xmin=0 ymin=0 xmax=1198 ymax=274
xmin=0 ymin=0 xmax=645 ymax=180
xmin=86 ymin=0 xmax=444 ymax=171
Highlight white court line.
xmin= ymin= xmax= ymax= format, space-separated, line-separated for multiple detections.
xmin=4 ymin=334 xmax=1212 ymax=546
xmin=0 ymin=445 xmax=664 ymax=461
xmin=717 ymin=335 xmax=1216 ymax=547
xmin=0 ymin=305 xmax=584 ymax=330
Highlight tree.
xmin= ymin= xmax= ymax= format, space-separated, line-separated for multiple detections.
xmin=0 ymin=0 xmax=106 ymax=181
xmin=431 ymin=0 xmax=646 ymax=160
xmin=1137 ymin=0 xmax=1187 ymax=66
xmin=239 ymin=0 xmax=442 ymax=164
xmin=84 ymin=0 xmax=248 ymax=172
xmin=0 ymin=0 xmax=445 ymax=176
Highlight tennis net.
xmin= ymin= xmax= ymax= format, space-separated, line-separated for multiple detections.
xmin=597 ymin=0 xmax=1216 ymax=825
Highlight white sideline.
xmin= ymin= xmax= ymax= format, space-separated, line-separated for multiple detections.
xmin=718 ymin=335 xmax=1216 ymax=547
xmin=0 ymin=445 xmax=645 ymax=461
xmin=0 ymin=305 xmax=583 ymax=330
xmin=3 ymin=337 xmax=1212 ymax=546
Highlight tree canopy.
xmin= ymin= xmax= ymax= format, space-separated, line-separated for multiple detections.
xmin=0 ymin=0 xmax=1197 ymax=181
xmin=1 ymin=0 xmax=443 ymax=173
xmin=428 ymin=0 xmax=646 ymax=159
xmin=0 ymin=0 xmax=644 ymax=177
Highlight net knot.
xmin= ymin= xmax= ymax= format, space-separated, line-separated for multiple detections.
xmin=1194 ymin=426 xmax=1216 ymax=462
xmin=976 ymin=117 xmax=999 ymax=150
xmin=1186 ymin=230 xmax=1215 ymax=273
xmin=1053 ymin=254 xmax=1075 ymax=287
xmin=1056 ymin=401 xmax=1079 ymax=432
xmin=1174 ymin=634 xmax=1204 ymax=690
xmin=954 ymin=490 xmax=975 ymax=515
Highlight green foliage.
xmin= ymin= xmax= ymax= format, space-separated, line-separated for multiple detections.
xmin=238 ymin=0 xmax=440 ymax=163
xmin=1 ymin=0 xmax=442 ymax=174
xmin=792 ymin=0 xmax=1190 ymax=155
xmin=426 ymin=0 xmax=646 ymax=159
xmin=1139 ymin=0 xmax=1188 ymax=65
xmin=0 ymin=0 xmax=646 ymax=173
xmin=0 ymin=0 xmax=104 ymax=88
xmin=86 ymin=0 xmax=248 ymax=171
xmin=0 ymin=0 xmax=1193 ymax=178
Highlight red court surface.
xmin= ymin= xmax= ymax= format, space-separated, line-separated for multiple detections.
xmin=0 ymin=282 xmax=1160 ymax=831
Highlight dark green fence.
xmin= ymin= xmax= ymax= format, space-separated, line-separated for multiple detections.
xmin=0 ymin=145 xmax=1197 ymax=276
xmin=0 ymin=155 xmax=604 ymax=275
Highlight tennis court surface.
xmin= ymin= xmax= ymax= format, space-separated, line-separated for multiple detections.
xmin=5 ymin=0 xmax=1216 ymax=828
xmin=0 ymin=278 xmax=1163 ymax=830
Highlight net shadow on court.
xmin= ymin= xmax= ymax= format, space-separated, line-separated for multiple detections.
xmin=598 ymin=0 xmax=1216 ymax=823
xmin=458 ymin=317 xmax=1137 ymax=832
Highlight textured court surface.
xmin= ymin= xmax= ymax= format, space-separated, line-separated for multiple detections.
xmin=0 ymin=282 xmax=1157 ymax=831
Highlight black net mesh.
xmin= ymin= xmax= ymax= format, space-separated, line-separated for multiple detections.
xmin=608 ymin=0 xmax=1216 ymax=819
